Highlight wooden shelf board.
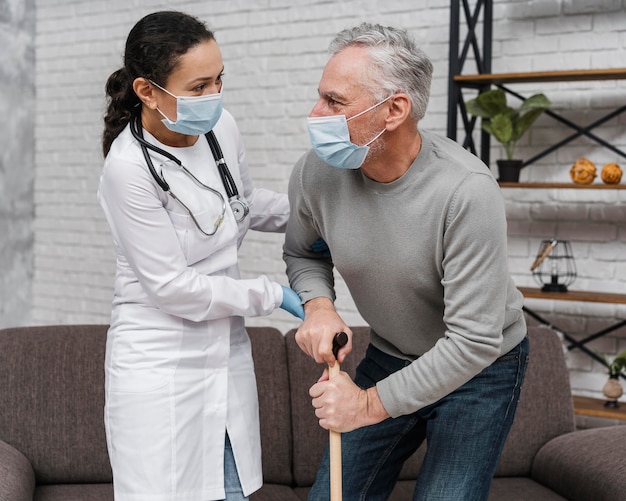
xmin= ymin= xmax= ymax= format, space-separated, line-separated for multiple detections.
xmin=519 ymin=287 xmax=626 ymax=305
xmin=454 ymin=68 xmax=626 ymax=85
xmin=499 ymin=182 xmax=626 ymax=189
xmin=573 ymin=396 xmax=626 ymax=421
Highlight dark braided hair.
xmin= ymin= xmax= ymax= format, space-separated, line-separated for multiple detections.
xmin=102 ymin=11 xmax=215 ymax=157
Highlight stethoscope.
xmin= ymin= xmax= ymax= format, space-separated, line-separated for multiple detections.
xmin=129 ymin=113 xmax=249 ymax=234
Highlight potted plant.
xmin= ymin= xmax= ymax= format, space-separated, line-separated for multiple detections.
xmin=466 ymin=88 xmax=551 ymax=182
xmin=601 ymin=349 xmax=626 ymax=408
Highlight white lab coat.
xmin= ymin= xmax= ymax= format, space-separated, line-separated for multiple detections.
xmin=98 ymin=109 xmax=289 ymax=501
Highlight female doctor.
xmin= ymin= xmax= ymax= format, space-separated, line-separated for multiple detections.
xmin=98 ymin=11 xmax=303 ymax=501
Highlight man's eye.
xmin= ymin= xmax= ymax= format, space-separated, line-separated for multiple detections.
xmin=216 ymin=72 xmax=224 ymax=83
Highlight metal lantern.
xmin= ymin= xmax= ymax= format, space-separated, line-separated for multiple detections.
xmin=530 ymin=239 xmax=577 ymax=292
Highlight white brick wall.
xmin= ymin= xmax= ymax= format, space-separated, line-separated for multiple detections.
xmin=31 ymin=0 xmax=626 ymax=400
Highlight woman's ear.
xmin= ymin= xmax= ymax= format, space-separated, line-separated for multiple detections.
xmin=133 ymin=78 xmax=158 ymax=110
xmin=384 ymin=93 xmax=412 ymax=131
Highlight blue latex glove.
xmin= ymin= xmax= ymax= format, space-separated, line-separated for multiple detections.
xmin=280 ymin=286 xmax=305 ymax=320
xmin=311 ymin=237 xmax=331 ymax=258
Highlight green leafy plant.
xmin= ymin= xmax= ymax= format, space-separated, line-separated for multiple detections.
xmin=609 ymin=350 xmax=626 ymax=376
xmin=466 ymin=88 xmax=551 ymax=161
xmin=606 ymin=349 xmax=626 ymax=377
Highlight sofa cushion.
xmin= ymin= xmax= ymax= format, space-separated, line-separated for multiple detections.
xmin=248 ymin=326 xmax=293 ymax=486
xmin=385 ymin=478 xmax=566 ymax=501
xmin=488 ymin=477 xmax=567 ymax=500
xmin=34 ymin=483 xmax=113 ymax=501
xmin=494 ymin=326 xmax=576 ymax=477
xmin=250 ymin=483 xmax=302 ymax=501
xmin=0 ymin=325 xmax=112 ymax=484
xmin=531 ymin=425 xmax=626 ymax=501
xmin=0 ymin=439 xmax=35 ymax=501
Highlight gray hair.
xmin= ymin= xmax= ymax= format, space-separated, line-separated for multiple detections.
xmin=328 ymin=23 xmax=433 ymax=123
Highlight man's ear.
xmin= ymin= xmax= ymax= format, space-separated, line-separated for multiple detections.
xmin=133 ymin=77 xmax=158 ymax=110
xmin=384 ymin=93 xmax=412 ymax=131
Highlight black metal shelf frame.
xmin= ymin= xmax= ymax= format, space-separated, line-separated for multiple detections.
xmin=447 ymin=0 xmax=626 ymax=168
xmin=447 ymin=0 xmax=493 ymax=166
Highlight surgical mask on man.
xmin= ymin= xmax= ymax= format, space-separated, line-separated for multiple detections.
xmin=306 ymin=95 xmax=391 ymax=169
xmin=150 ymin=80 xmax=223 ymax=136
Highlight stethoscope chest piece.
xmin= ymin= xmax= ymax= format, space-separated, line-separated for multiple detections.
xmin=229 ymin=196 xmax=249 ymax=222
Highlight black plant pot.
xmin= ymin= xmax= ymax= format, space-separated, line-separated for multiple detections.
xmin=497 ymin=159 xmax=523 ymax=183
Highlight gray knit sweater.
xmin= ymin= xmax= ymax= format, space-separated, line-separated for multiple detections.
xmin=284 ymin=129 xmax=527 ymax=417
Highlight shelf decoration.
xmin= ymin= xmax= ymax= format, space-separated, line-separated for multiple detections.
xmin=601 ymin=162 xmax=623 ymax=184
xmin=465 ymin=88 xmax=551 ymax=182
xmin=603 ymin=376 xmax=624 ymax=408
xmin=601 ymin=349 xmax=626 ymax=408
xmin=570 ymin=157 xmax=597 ymax=185
xmin=530 ymin=239 xmax=577 ymax=292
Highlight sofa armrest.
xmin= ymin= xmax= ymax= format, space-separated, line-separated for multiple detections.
xmin=0 ymin=439 xmax=36 ymax=501
xmin=531 ymin=425 xmax=626 ymax=501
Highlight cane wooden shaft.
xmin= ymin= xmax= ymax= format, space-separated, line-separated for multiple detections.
xmin=329 ymin=362 xmax=342 ymax=501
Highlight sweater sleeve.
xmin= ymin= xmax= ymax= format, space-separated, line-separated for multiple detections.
xmin=283 ymin=153 xmax=336 ymax=302
xmin=377 ymin=172 xmax=509 ymax=417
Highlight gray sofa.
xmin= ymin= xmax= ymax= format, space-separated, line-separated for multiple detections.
xmin=1 ymin=323 xmax=625 ymax=501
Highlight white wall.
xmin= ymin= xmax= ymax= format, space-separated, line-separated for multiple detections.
xmin=31 ymin=0 xmax=626 ymax=400
xmin=1 ymin=0 xmax=35 ymax=328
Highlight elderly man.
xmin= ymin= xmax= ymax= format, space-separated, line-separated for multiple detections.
xmin=283 ymin=23 xmax=529 ymax=501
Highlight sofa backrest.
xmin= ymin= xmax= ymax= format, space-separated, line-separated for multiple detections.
xmin=495 ymin=325 xmax=576 ymax=476
xmin=283 ymin=325 xmax=576 ymax=486
xmin=0 ymin=324 xmax=112 ymax=484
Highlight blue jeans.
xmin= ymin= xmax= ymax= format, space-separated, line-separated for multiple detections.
xmin=224 ymin=434 xmax=248 ymax=501
xmin=308 ymin=336 xmax=529 ymax=501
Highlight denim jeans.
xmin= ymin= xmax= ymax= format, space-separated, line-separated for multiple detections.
xmin=223 ymin=434 xmax=248 ymax=501
xmin=308 ymin=336 xmax=529 ymax=501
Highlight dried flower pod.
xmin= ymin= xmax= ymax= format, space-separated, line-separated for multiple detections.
xmin=601 ymin=162 xmax=623 ymax=184
xmin=570 ymin=157 xmax=597 ymax=185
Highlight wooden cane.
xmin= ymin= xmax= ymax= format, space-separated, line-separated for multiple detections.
xmin=329 ymin=331 xmax=348 ymax=501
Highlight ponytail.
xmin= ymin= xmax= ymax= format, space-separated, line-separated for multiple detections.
xmin=102 ymin=67 xmax=139 ymax=157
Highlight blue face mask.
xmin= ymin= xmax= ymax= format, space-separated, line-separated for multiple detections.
xmin=306 ymin=96 xmax=391 ymax=169
xmin=150 ymin=80 xmax=223 ymax=136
